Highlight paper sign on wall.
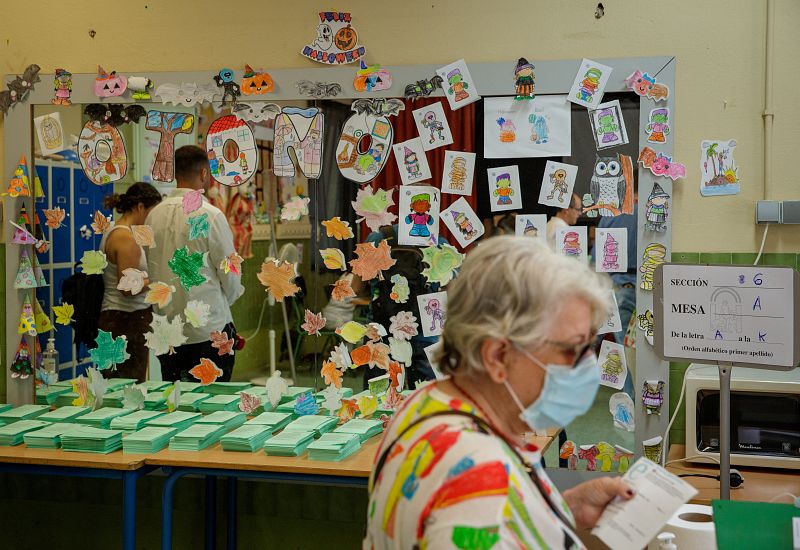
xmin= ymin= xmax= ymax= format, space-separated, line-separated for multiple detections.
xmin=301 ymin=12 xmax=366 ymax=65
xmin=538 ymin=160 xmax=578 ymax=208
xmin=441 ymin=197 xmax=483 ymax=248
xmin=412 ymin=102 xmax=453 ymax=151
xmin=483 ymin=96 xmax=571 ymax=158
xmin=515 ymin=214 xmax=547 ymax=242
xmin=398 ymin=185 xmax=440 ymax=247
xmin=700 ymin=139 xmax=739 ymax=196
xmin=595 ymin=228 xmax=628 ymax=273
xmin=441 ymin=151 xmax=475 ymax=196
xmin=393 ymin=138 xmax=431 ymax=184
xmin=568 ymin=58 xmax=613 ymax=108
xmin=487 ymin=165 xmax=522 ymax=212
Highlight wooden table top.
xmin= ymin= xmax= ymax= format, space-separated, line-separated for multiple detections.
xmin=666 ymin=444 xmax=800 ymax=505
xmin=0 ymin=445 xmax=148 ymax=471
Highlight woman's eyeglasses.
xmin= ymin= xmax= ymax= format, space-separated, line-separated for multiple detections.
xmin=543 ymin=335 xmax=596 ymax=368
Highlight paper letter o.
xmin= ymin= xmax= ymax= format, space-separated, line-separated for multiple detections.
xmin=206 ymin=115 xmax=258 ymax=187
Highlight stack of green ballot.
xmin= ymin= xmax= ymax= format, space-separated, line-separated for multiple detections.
xmin=35 ymin=386 xmax=71 ymax=405
xmin=60 ymin=426 xmax=123 ymax=453
xmin=177 ymin=382 xmax=204 ymax=393
xmin=237 ymin=387 xmax=274 ymax=414
xmin=138 ymin=380 xmax=171 ymax=393
xmin=0 ymin=404 xmax=49 ymax=424
xmin=110 ymin=410 xmax=166 ymax=432
xmin=177 ymin=392 xmax=211 ymax=412
xmin=38 ymin=406 xmax=91 ymax=423
xmin=145 ymin=411 xmax=201 ymax=432
xmin=197 ymin=411 xmax=246 ymax=431
xmin=246 ymin=411 xmax=293 ymax=432
xmin=23 ymin=423 xmax=75 ymax=449
xmin=334 ymin=418 xmax=385 ymax=443
xmin=0 ymin=420 xmax=51 ymax=446
xmin=307 ymin=432 xmax=362 ymax=461
xmin=101 ymin=390 xmax=126 ymax=408
xmin=106 ymin=378 xmax=138 ymax=391
xmin=143 ymin=392 xmax=167 ymax=411
xmin=205 ymin=381 xmax=252 ymax=395
xmin=220 ymin=424 xmax=273 ymax=452
xmin=168 ymin=423 xmax=226 ymax=451
xmin=280 ymin=386 xmax=313 ymax=404
xmin=76 ymin=408 xmax=134 ymax=429
xmin=197 ymin=394 xmax=241 ymax=413
xmin=53 ymin=392 xmax=80 ymax=407
xmin=263 ymin=430 xmax=316 ymax=457
xmin=0 ymin=404 xmax=12 ymax=414
xmin=122 ymin=427 xmax=178 ymax=453
xmin=283 ymin=415 xmax=339 ymax=438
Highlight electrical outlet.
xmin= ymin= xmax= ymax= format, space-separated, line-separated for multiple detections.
xmin=756 ymin=201 xmax=781 ymax=224
xmin=782 ymin=201 xmax=800 ymax=224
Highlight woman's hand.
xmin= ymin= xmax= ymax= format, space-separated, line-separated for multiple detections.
xmin=562 ymin=477 xmax=634 ymax=530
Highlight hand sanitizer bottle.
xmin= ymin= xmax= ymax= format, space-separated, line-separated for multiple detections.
xmin=42 ymin=337 xmax=59 ymax=377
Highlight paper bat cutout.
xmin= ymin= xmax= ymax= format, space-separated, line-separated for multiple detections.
xmin=331 ymin=278 xmax=356 ymax=302
xmin=321 ymin=217 xmax=354 ymax=240
xmin=210 ymin=330 xmax=234 ymax=356
xmin=80 ymin=250 xmax=108 ymax=275
xmin=89 ymin=330 xmax=131 ymax=371
xmin=131 ymin=225 xmax=155 ymax=248
xmin=321 ymin=360 xmax=343 ymax=388
xmin=122 ymin=385 xmax=146 ymax=410
xmin=220 ymin=252 xmax=244 ymax=276
xmin=320 ymin=248 xmax=346 ymax=271
xmin=156 ymin=82 xmax=217 ymax=106
xmin=213 ymin=68 xmax=241 ymax=106
xmin=349 ymin=240 xmax=396 ymax=281
xmin=257 ymin=259 xmax=300 ymax=301
xmin=187 ymin=213 xmax=210 ymax=240
xmin=421 ymin=244 xmax=465 ymax=286
xmin=296 ymin=80 xmax=342 ymax=98
xmin=44 ymin=207 xmax=66 ymax=229
xmin=91 ymin=211 xmax=111 ymax=234
xmin=144 ymin=314 xmax=187 ymax=356
xmin=169 ymin=247 xmax=207 ymax=290
xmin=638 ymin=147 xmax=686 ymax=180
xmin=404 ymin=75 xmax=444 ymax=101
xmin=189 ymin=357 xmax=224 ymax=385
xmin=239 ymin=392 xmax=262 ymax=415
xmin=84 ymin=104 xmax=146 ymax=127
xmin=233 ymin=101 xmax=280 ymax=123
xmin=0 ymin=64 xmax=41 ymax=115
xmin=280 ymin=196 xmax=310 ymax=221
xmin=624 ymin=70 xmax=669 ymax=102
xmin=265 ymin=370 xmax=289 ymax=407
xmin=351 ymin=187 xmax=397 ymax=231
xmin=302 ymin=310 xmax=327 ymax=336
xmin=52 ymin=302 xmax=75 ymax=325
xmin=145 ymin=282 xmax=176 ymax=308
xmin=389 ymin=311 xmax=419 ymax=341
xmin=117 ymin=268 xmax=148 ymax=295
xmin=184 ymin=300 xmax=211 ymax=328
xmin=182 ymin=189 xmax=204 ymax=214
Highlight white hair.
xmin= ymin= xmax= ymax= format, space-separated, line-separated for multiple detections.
xmin=435 ymin=235 xmax=612 ymax=375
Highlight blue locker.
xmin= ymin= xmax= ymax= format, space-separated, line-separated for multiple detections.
xmin=52 ymin=166 xmax=73 ymax=265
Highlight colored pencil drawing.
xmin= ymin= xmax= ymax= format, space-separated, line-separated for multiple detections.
xmin=700 ymin=139 xmax=739 ymax=196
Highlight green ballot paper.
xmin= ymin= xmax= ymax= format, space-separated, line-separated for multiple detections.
xmin=205 ymin=382 xmax=253 ymax=395
xmin=169 ymin=423 xmax=227 ymax=451
xmin=110 ymin=410 xmax=166 ymax=433
xmin=221 ymin=424 xmax=273 ymax=452
xmin=145 ymin=411 xmax=201 ymax=432
xmin=0 ymin=404 xmax=49 ymax=424
xmin=76 ymin=407 xmax=135 ymax=429
xmin=178 ymin=393 xmax=211 ymax=412
xmin=245 ymin=412 xmax=293 ymax=432
xmin=282 ymin=415 xmax=339 ymax=438
xmin=197 ymin=411 xmax=247 ymax=431
xmin=0 ymin=420 xmax=51 ymax=446
xmin=198 ymin=394 xmax=241 ymax=413
xmin=38 ymin=406 xmax=91 ymax=423
xmin=60 ymin=426 xmax=123 ymax=453
xmin=307 ymin=432 xmax=362 ymax=461
xmin=264 ymin=430 xmax=316 ymax=457
xmin=123 ymin=427 xmax=179 ymax=453
xmin=23 ymin=423 xmax=75 ymax=449
xmin=334 ymin=418 xmax=384 ymax=443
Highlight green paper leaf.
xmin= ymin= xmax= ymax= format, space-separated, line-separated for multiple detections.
xmin=187 ymin=213 xmax=210 ymax=241
xmin=168 ymin=247 xmax=207 ymax=290
xmin=80 ymin=250 xmax=108 ymax=275
xmin=88 ymin=330 xmax=131 ymax=371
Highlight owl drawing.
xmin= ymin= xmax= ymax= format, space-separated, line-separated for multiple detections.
xmin=589 ymin=154 xmax=634 ymax=216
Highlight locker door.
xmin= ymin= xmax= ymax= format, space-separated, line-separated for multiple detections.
xmin=50 ymin=166 xmax=72 ymax=265
xmin=49 ymin=267 xmax=74 ymax=366
xmin=73 ymin=169 xmax=98 ymax=260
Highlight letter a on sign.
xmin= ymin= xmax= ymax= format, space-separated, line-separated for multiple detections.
xmin=273 ymin=107 xmax=324 ymax=179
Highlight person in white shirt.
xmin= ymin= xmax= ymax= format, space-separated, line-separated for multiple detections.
xmin=546 ymin=193 xmax=582 ymax=248
xmin=145 ymin=145 xmax=245 ymax=381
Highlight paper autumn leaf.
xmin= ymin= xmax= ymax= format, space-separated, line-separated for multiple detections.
xmin=387 ymin=361 xmax=404 ymax=390
xmin=319 ymin=384 xmax=343 ymax=415
xmin=145 ymin=282 xmax=177 ymax=308
xmin=144 ymin=314 xmax=188 ymax=356
xmin=87 ymin=367 xmax=108 ymax=410
xmin=302 ymin=310 xmax=327 ymax=336
xmin=321 ymin=360 xmax=343 ymax=388
xmin=422 ymin=244 xmax=464 ymax=286
xmin=357 ymin=394 xmax=378 ymax=418
xmin=43 ymin=207 xmax=66 ymax=229
xmin=336 ymin=321 xmax=368 ymax=344
xmin=184 ymin=300 xmax=211 ymax=328
xmin=122 ymin=385 xmax=146 ymax=410
xmin=169 ymin=247 xmax=207 ymax=290
xmin=91 ymin=210 xmax=111 ymax=234
xmin=257 ymin=259 xmax=300 ymax=301
xmin=220 ymin=252 xmax=243 ymax=276
xmin=294 ymin=392 xmax=320 ymax=416
xmin=80 ymin=250 xmax=108 ymax=275
xmin=337 ymin=398 xmax=359 ymax=423
xmin=351 ymin=345 xmax=371 ymax=367
xmin=365 ymin=322 xmax=386 ymax=342
xmin=189 ymin=357 xmax=223 ymax=385
xmin=321 ymin=217 xmax=354 ymax=240
xmin=164 ymin=381 xmax=181 ymax=412
xmin=239 ymin=391 xmax=262 ymax=414
xmin=389 ymin=311 xmax=419 ymax=341
xmin=320 ymin=248 xmax=347 ymax=271
xmin=117 ymin=268 xmax=148 ymax=295
xmin=280 ymin=195 xmax=310 ymax=221
xmin=351 ymin=187 xmax=397 ymax=232
xmin=330 ymin=278 xmax=356 ymax=302
xmin=131 ymin=225 xmax=155 ymax=248
xmin=265 ymin=370 xmax=289 ymax=407
xmin=72 ymin=375 xmax=88 ymax=407
xmin=89 ymin=329 xmax=131 ymax=371
xmin=52 ymin=303 xmax=75 ymax=325
xmin=187 ymin=213 xmax=210 ymax=241
xmin=352 ymin=342 xmax=391 ymax=371
xmin=210 ymin=330 xmax=234 ymax=355
xmin=349 ymin=240 xmax=396 ymax=281
xmin=182 ymin=189 xmax=205 ymax=214
xmin=329 ymin=343 xmax=354 ymax=371
xmin=389 ymin=337 xmax=412 ymax=365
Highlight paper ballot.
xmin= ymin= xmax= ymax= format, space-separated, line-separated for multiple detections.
xmin=592 ymin=458 xmax=697 ymax=550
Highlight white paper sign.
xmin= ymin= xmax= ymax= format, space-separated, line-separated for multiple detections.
xmin=398 ymin=185 xmax=440 ymax=247
xmin=441 ymin=151 xmax=476 ymax=196
xmin=435 ymin=59 xmax=480 ymax=110
xmin=417 ymin=291 xmax=448 ymax=337
xmin=393 ymin=138 xmax=431 ymax=184
xmin=483 ymin=96 xmax=571 ymax=158
xmin=487 ymin=165 xmax=522 ymax=212
xmin=538 ymin=161 xmax=578 ymax=208
xmin=598 ymin=340 xmax=627 ymax=390
xmin=441 ymin=197 xmax=484 ymax=248
xmin=412 ymin=102 xmax=453 ymax=151
xmin=555 ymin=225 xmax=587 ymax=261
xmin=34 ymin=112 xmax=66 ymax=156
xmin=568 ymin=58 xmax=613 ymax=108
xmin=595 ymin=228 xmax=628 ymax=273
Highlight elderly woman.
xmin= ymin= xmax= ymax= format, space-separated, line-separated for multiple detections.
xmin=365 ymin=236 xmax=633 ymax=549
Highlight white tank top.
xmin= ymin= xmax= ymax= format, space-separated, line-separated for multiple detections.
xmin=99 ymin=224 xmax=149 ymax=312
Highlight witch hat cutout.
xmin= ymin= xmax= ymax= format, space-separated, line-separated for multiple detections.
xmin=13 ymin=248 xmax=36 ymax=289
xmin=33 ymin=175 xmax=45 ymax=200
xmin=34 ymin=299 xmax=53 ymax=333
xmin=18 ymin=295 xmax=37 ymax=335
xmin=9 ymin=221 xmax=36 ymax=245
xmin=32 ymin=255 xmax=47 ymax=287
xmin=5 ymin=155 xmax=31 ymax=197
xmin=10 ymin=337 xmax=33 ymax=379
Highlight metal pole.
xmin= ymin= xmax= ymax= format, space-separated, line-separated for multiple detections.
xmin=718 ymin=362 xmax=733 ymax=499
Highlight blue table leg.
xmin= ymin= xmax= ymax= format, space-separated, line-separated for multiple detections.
xmin=226 ymin=477 xmax=237 ymax=550
xmin=123 ymin=470 xmax=138 ymax=550
xmin=205 ymin=475 xmax=217 ymax=550
xmin=161 ymin=467 xmax=186 ymax=550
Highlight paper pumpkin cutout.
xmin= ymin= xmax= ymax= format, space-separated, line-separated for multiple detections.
xmin=329 ymin=343 xmax=354 ymax=371
xmin=182 ymin=189 xmax=204 ymax=214
xmin=349 ymin=240 xmax=396 ymax=281
xmin=336 ymin=321 xmax=368 ymax=344
xmin=388 ymin=311 xmax=419 ymax=341
xmin=184 ymin=300 xmax=211 ymax=328
xmin=169 ymin=247 xmax=207 ymax=290
xmin=80 ymin=250 xmax=108 ymax=275
xmin=94 ymin=66 xmax=127 ymax=97
xmin=421 ymin=244 xmax=464 ymax=287
xmin=239 ymin=392 xmax=262 ymax=415
xmin=146 ymin=111 xmax=195 ymax=183
xmin=210 ymin=330 xmax=235 ymax=356
xmin=131 ymin=225 xmax=155 ymax=248
xmin=294 ymin=392 xmax=320 ymax=416
xmin=5 ymin=155 xmax=31 ymax=197
xmin=319 ymin=384 xmax=344 ymax=415
xmin=34 ymin=299 xmax=53 ymax=334
xmin=389 ymin=337 xmax=412 ymax=366
xmin=320 ymin=248 xmax=346 ymax=271
xmin=155 ymin=83 xmax=216 ymax=106
xmin=301 ymin=11 xmax=365 ymax=64
xmin=164 ymin=382 xmax=181 ymax=413
xmin=14 ymin=248 xmax=36 ymax=289
xmin=257 ymin=259 xmax=300 ymax=301
xmin=78 ymin=121 xmax=128 ymax=185
xmin=220 ymin=252 xmax=243 ymax=276
xmin=280 ymin=196 xmax=310 ymax=221
xmin=321 ymin=217 xmax=354 ymax=240
xmin=44 ymin=207 xmax=66 ymax=229
xmin=302 ymin=310 xmax=327 ymax=336
xmin=321 ymin=360 xmax=343 ymax=388
xmin=91 ymin=211 xmax=111 ymax=234
xmin=353 ymin=61 xmax=392 ymax=92
xmin=241 ymin=64 xmax=274 ymax=95
xmin=10 ymin=338 xmax=33 ymax=379
xmin=265 ymin=370 xmax=290 ymax=407
xmin=189 ymin=357 xmax=223 ymax=385
xmin=331 ymin=278 xmax=356 ymax=302
xmin=187 ymin=213 xmax=210 ymax=241
xmin=89 ymin=330 xmax=131 ymax=371
xmin=53 ymin=302 xmax=75 ymax=326
xmin=390 ymin=275 xmax=410 ymax=304
xmin=336 ymin=98 xmax=404 ymax=184
xmin=117 ymin=268 xmax=147 ymax=295
xmin=207 ymin=115 xmax=258 ymax=187
xmin=144 ymin=314 xmax=188 ymax=356
xmin=351 ymin=187 xmax=397 ymax=232
xmin=273 ymin=107 xmax=325 ymax=179
xmin=145 ymin=282 xmax=177 ymax=308
xmin=72 ymin=375 xmax=89 ymax=406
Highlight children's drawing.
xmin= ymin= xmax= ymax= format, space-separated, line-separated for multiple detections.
xmin=555 ymin=226 xmax=588 ymax=261
xmin=34 ymin=112 xmax=65 ymax=156
xmin=117 ymin=268 xmax=147 ymax=295
xmin=441 ymin=151 xmax=476 ymax=196
xmin=645 ymin=108 xmax=670 ymax=143
xmin=441 ymin=197 xmax=484 ymax=249
xmin=144 ymin=314 xmax=187 ymax=356
xmin=392 ymin=138 xmax=431 ymax=185
xmin=398 ymin=185 xmax=440 ymax=246
xmin=280 ymin=196 xmax=310 ymax=221
xmin=206 ymin=114 xmax=258 ymax=187
xmin=488 ymin=165 xmax=522 ymax=212
xmin=51 ymin=68 xmax=72 ymax=106
xmin=422 ymin=244 xmax=464 ymax=287
xmin=595 ymin=228 xmax=628 ymax=273
xmin=559 ymin=441 xmax=578 ymax=470
xmin=187 ymin=213 xmax=210 ymax=240
xmin=155 ymin=83 xmax=216 ymax=106
xmin=625 ymin=70 xmax=669 ymax=102
xmin=538 ymin=160 xmax=578 ymax=208
xmin=146 ymin=111 xmax=195 ymax=183
xmin=642 ymin=380 xmax=665 ymax=415
xmin=321 ymin=217 xmax=354 ymax=240
xmin=210 ymin=330 xmax=235 ymax=355
xmin=351 ymin=187 xmax=397 ymax=232
xmin=14 ymin=248 xmax=35 ymax=290
xmin=5 ymin=155 xmax=31 ymax=197
xmin=354 ymin=60 xmax=392 ymax=92
xmin=638 ymin=147 xmax=686 ymax=181
xmin=390 ymin=275 xmax=410 ymax=304
xmin=94 ymin=66 xmax=127 ymax=98
xmin=578 ymin=445 xmax=599 ymax=471
xmin=213 ymin=68 xmax=240 ymax=106
xmin=700 ymin=139 xmax=739 ymax=196
xmin=645 ymin=183 xmax=670 ymax=232
xmin=257 ymin=259 xmax=301 ymax=301
xmin=598 ymin=340 xmax=627 ymax=390
xmin=301 ymin=11 xmax=366 ymax=65
xmin=336 ymin=98 xmax=404 ymax=184
xmin=169 ymin=247 xmax=207 ymax=290
xmin=568 ymin=59 xmax=613 ymax=107
xmin=145 ymin=282 xmax=176 ymax=309
xmin=417 ymin=291 xmax=448 ymax=337
xmin=184 ymin=300 xmax=211 ymax=328
xmin=190 ymin=358 xmax=224 ymax=385
xmin=515 ymin=214 xmax=547 ymax=243
xmin=403 ymin=75 xmax=444 ymax=101
xmin=642 ymin=436 xmax=664 ymax=463
xmin=637 ymin=308 xmax=655 ymax=346
xmin=240 ymin=64 xmax=274 ymax=95
xmin=127 ymin=76 xmax=153 ymax=100
xmin=52 ymin=303 xmax=75 ymax=326
xmin=80 ymin=250 xmax=108 ymax=275
xmin=514 ymin=57 xmax=536 ymax=100
xmin=349 ymin=241 xmax=396 ymax=281
xmin=0 ymin=64 xmax=40 ymax=115
xmin=588 ymin=100 xmax=629 ymax=150
xmin=640 ymin=243 xmax=667 ymax=290
xmin=435 ymin=59 xmax=480 ymax=110
xmin=320 ymin=248 xmax=346 ymax=271
xmin=583 ymin=154 xmax=635 ymax=217
xmin=233 ymin=101 xmax=280 ymax=124
xmin=412 ymin=102 xmax=453 ymax=151
xmin=89 ymin=330 xmax=131 ymax=371
xmin=296 ymin=80 xmax=342 ymax=99
xmin=484 ymin=96 xmax=571 ymax=158
xmin=78 ymin=121 xmax=128 ymax=185
xmin=273 ymin=106 xmax=325 ymax=179
xmin=609 ymin=392 xmax=634 ymax=432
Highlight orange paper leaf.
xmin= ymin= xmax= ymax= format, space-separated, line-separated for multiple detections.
xmin=301 ymin=310 xmax=326 ymax=336
xmin=352 ymin=342 xmax=391 ymax=371
xmin=44 ymin=207 xmax=66 ymax=229
xmin=321 ymin=217 xmax=354 ymax=240
xmin=349 ymin=240 xmax=396 ymax=281
xmin=331 ymin=278 xmax=356 ymax=302
xmin=189 ymin=357 xmax=223 ymax=385
xmin=144 ymin=282 xmax=176 ymax=309
xmin=210 ymin=330 xmax=234 ymax=355
xmin=131 ymin=225 xmax=155 ymax=248
xmin=91 ymin=210 xmax=111 ymax=234
xmin=321 ymin=360 xmax=343 ymax=388
xmin=351 ymin=345 xmax=371 ymax=367
xmin=337 ymin=398 xmax=359 ymax=423
xmin=257 ymin=260 xmax=300 ymax=302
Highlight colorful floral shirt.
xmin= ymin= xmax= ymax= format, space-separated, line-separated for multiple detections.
xmin=364 ymin=384 xmax=584 ymax=550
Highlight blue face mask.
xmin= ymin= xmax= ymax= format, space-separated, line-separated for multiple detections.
xmin=503 ymin=347 xmax=600 ymax=431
